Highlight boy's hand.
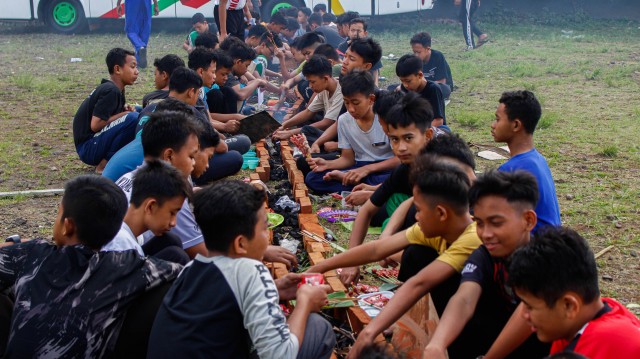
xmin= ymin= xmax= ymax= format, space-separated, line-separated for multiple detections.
xmin=223 ymin=120 xmax=240 ymax=133
xmin=309 ymin=158 xmax=328 ymax=172
xmin=353 ymin=183 xmax=376 ymax=192
xmin=124 ymin=104 xmax=135 ymax=112
xmin=274 ymin=47 xmax=285 ymax=60
xmin=345 ymin=190 xmax=372 ymax=206
xmin=339 ymin=266 xmax=360 ymax=286
xmin=296 ymin=284 xmax=332 ymax=312
xmin=153 ymin=3 xmax=159 ymax=15
xmin=310 ymin=142 xmax=321 ymax=154
xmin=342 ymin=167 xmax=370 ymax=185
xmin=264 ymin=245 xmax=298 ymax=269
xmin=272 ymin=129 xmax=293 ymax=140
xmin=323 ymin=141 xmax=339 ymax=152
xmin=423 ymin=345 xmax=448 ymax=359
xmin=275 ymin=273 xmax=302 ymax=301
xmin=116 ymin=3 xmax=123 ymax=17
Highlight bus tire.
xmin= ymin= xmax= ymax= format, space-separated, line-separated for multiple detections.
xmin=45 ymin=0 xmax=88 ymax=34
xmin=261 ymin=0 xmax=303 ymax=22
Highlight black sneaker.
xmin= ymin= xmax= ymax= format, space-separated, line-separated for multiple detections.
xmin=139 ymin=47 xmax=147 ymax=68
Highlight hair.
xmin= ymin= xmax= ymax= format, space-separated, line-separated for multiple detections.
xmin=396 ymin=54 xmax=423 ymax=77
xmin=385 ymin=92 xmax=433 ymax=131
xmin=373 ymin=90 xmax=405 ymax=119
xmin=308 ymin=13 xmax=323 ymax=27
xmin=359 ymin=343 xmax=398 ymax=359
xmin=270 ymin=12 xmax=287 ymax=26
xmin=227 ymin=43 xmax=257 ymax=62
xmin=302 ymin=54 xmax=332 ymax=77
xmin=130 ymin=159 xmax=192 ymax=208
xmin=340 ymin=69 xmax=376 ymax=97
xmin=322 ymin=13 xmax=337 ymax=24
xmin=142 ymin=110 xmax=202 ymax=158
xmin=284 ymin=7 xmax=299 ymax=18
xmin=422 ymin=133 xmax=476 ymax=170
xmin=299 ymin=7 xmax=312 ymax=17
xmin=410 ymin=32 xmax=432 ymax=47
xmin=348 ymin=38 xmax=382 ymax=66
xmin=410 ymin=155 xmax=471 ymax=215
xmin=313 ymin=4 xmax=327 ymax=13
xmin=106 ymin=47 xmax=135 ymax=74
xmin=153 ymin=54 xmax=185 ymax=78
xmin=62 ymin=175 xmax=127 ymax=250
xmin=259 ymin=31 xmax=283 ymax=48
xmin=188 ymin=47 xmax=217 ymax=71
xmin=191 ymin=12 xmax=206 ymax=24
xmin=337 ymin=11 xmax=360 ymax=25
xmin=247 ymin=24 xmax=268 ymax=39
xmin=296 ymin=31 xmax=325 ymax=50
xmin=509 ymin=226 xmax=600 ymax=308
xmin=250 ymin=10 xmax=260 ymax=22
xmin=313 ymin=44 xmax=339 ymax=62
xmin=194 ymin=32 xmax=219 ymax=49
xmin=219 ymin=35 xmax=245 ymax=51
xmin=193 ymin=180 xmax=266 ymax=252
xmin=198 ymin=119 xmax=221 ymax=149
xmin=169 ymin=67 xmax=203 ymax=93
xmin=285 ymin=17 xmax=300 ymax=32
xmin=499 ymin=90 xmax=542 ymax=134
xmin=349 ymin=17 xmax=368 ymax=31
xmin=154 ymin=97 xmax=194 ymax=114
xmin=468 ymin=169 xmax=539 ymax=209
xmin=212 ymin=49 xmax=234 ymax=69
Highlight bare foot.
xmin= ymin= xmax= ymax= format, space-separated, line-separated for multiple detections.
xmin=95 ymin=159 xmax=108 ymax=174
xmin=323 ymin=170 xmax=345 ymax=182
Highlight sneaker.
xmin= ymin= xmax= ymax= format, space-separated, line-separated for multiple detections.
xmin=139 ymin=47 xmax=147 ymax=68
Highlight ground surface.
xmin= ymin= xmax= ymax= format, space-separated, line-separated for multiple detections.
xmin=0 ymin=14 xmax=638 ymax=306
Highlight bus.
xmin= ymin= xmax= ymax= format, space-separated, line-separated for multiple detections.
xmin=0 ymin=0 xmax=434 ymax=34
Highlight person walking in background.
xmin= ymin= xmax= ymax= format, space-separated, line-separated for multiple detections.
xmin=116 ymin=0 xmax=159 ymax=68
xmin=455 ymin=0 xmax=488 ymax=50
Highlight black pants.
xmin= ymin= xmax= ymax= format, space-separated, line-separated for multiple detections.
xmin=459 ymin=0 xmax=484 ymax=48
xmin=215 ymin=8 xmax=245 ymax=40
xmin=142 ymin=233 xmax=190 ymax=265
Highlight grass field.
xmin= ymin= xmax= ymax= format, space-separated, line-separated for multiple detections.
xmin=0 ymin=14 xmax=638 ymax=304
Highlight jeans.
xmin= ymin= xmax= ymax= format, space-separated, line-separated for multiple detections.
xmin=76 ymin=112 xmax=138 ymax=166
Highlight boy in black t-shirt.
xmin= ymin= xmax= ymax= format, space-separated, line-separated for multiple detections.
xmin=410 ymin=32 xmax=453 ymax=99
xmin=0 ymin=175 xmax=181 ymax=358
xmin=423 ymin=170 xmax=549 ymax=359
xmin=396 ymin=54 xmax=446 ymax=127
xmin=72 ymin=48 xmax=139 ymax=171
xmin=142 ymin=54 xmax=185 ymax=108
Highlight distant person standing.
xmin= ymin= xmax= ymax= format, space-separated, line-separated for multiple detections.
xmin=116 ymin=0 xmax=159 ymax=68
xmin=455 ymin=0 xmax=488 ymax=50
xmin=218 ymin=0 xmax=250 ymax=41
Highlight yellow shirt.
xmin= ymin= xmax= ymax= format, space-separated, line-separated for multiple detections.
xmin=405 ymin=222 xmax=481 ymax=272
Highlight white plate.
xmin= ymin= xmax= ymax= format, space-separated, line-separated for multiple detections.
xmin=357 ymin=291 xmax=394 ymax=318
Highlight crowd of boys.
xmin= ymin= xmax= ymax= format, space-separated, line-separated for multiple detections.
xmin=0 ymin=4 xmax=636 ymax=359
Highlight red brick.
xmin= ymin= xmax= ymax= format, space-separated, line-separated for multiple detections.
xmin=347 ymin=307 xmax=372 ymax=335
xmin=298 ymin=214 xmax=319 ymax=227
xmin=294 ymin=183 xmax=308 ymax=195
xmin=249 ymin=173 xmax=260 ymax=181
xmin=294 ymin=190 xmax=306 ymax=200
xmin=256 ymin=167 xmax=268 ymax=182
xmin=307 ymin=242 xmax=326 ymax=253
xmin=326 ymin=277 xmax=347 ymax=293
xmin=308 ymin=252 xmax=325 ymax=266
xmin=300 ymin=221 xmax=324 ymax=236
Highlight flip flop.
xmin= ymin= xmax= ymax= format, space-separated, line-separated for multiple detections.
xmin=476 ymin=36 xmax=489 ymax=48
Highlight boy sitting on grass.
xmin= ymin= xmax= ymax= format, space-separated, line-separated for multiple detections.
xmin=423 ymin=170 xmax=550 ymax=359
xmin=307 ymin=156 xmax=481 ymax=358
xmin=306 ymin=70 xmax=397 ymax=194
xmin=396 ymin=54 xmax=446 ymax=127
xmin=73 ymin=48 xmax=139 ymax=172
xmin=183 ymin=13 xmax=215 ymax=53
xmin=253 ymin=31 xmax=289 ymax=80
xmin=506 ymin=226 xmax=640 ymax=358
xmin=142 ymin=54 xmax=185 ymax=107
xmin=147 ymin=180 xmax=335 ymax=358
xmin=492 ymin=90 xmax=561 ymax=232
xmin=0 ymin=175 xmax=181 ymax=358
xmin=410 ymin=32 xmax=453 ymax=99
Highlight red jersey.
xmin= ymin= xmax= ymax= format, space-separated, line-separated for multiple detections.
xmin=550 ymin=298 xmax=640 ymax=358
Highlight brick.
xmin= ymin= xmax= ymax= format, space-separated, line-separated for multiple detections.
xmin=256 ymin=167 xmax=268 ymax=182
xmin=300 ymin=222 xmax=324 ymax=236
xmin=347 ymin=307 xmax=372 ymax=335
xmin=307 ymin=242 xmax=326 ymax=253
xmin=280 ymin=140 xmax=289 ymax=147
xmin=273 ymin=262 xmax=289 ymax=279
xmin=249 ymin=173 xmax=260 ymax=181
xmin=258 ymin=148 xmax=269 ymax=158
xmin=294 ymin=190 xmax=306 ymax=200
xmin=325 ymin=277 xmax=347 ymax=293
xmin=308 ymin=252 xmax=325 ymax=266
xmin=294 ymin=182 xmax=308 ymax=195
xmin=298 ymin=214 xmax=318 ymax=227
xmin=300 ymin=197 xmax=312 ymax=214
xmin=260 ymin=160 xmax=270 ymax=177
xmin=323 ymin=269 xmax=338 ymax=278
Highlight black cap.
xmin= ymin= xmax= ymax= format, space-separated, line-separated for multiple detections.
xmin=192 ymin=13 xmax=206 ymax=24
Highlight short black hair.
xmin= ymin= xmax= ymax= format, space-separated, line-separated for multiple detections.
xmin=348 ymin=38 xmax=382 ymax=66
xmin=308 ymin=13 xmax=323 ymax=27
xmin=468 ymin=170 xmax=539 ymax=209
xmin=385 ymin=92 xmax=433 ymax=131
xmin=322 ymin=13 xmax=337 ymax=24
xmin=410 ymin=155 xmax=471 ymax=215
xmin=193 ymin=180 xmax=266 ymax=252
xmin=509 ymin=226 xmax=600 ymax=308
xmin=373 ymin=90 xmax=405 ymax=119
xmin=270 ymin=12 xmax=287 ymax=26
xmin=212 ymin=49 xmax=234 ymax=70
xmin=340 ymin=69 xmax=375 ymax=97
xmin=285 ymin=17 xmax=300 ymax=31
xmin=337 ymin=11 xmax=360 ymax=25
xmin=62 ymin=175 xmax=127 ymax=250
xmin=106 ymin=47 xmax=135 ymax=74
xmin=153 ymin=54 xmax=185 ymax=78
xmin=499 ymin=90 xmax=542 ymax=134
xmin=259 ymin=31 xmax=283 ymax=48
xmin=296 ymin=31 xmax=325 ymax=50
xmin=191 ymin=12 xmax=206 ymax=24
xmin=219 ymin=35 xmax=245 ymax=51
xmin=142 ymin=110 xmax=202 ymax=158
xmin=198 ymin=119 xmax=220 ymax=149
xmin=247 ymin=24 xmax=268 ymax=39
xmin=188 ymin=47 xmax=217 ymax=71
xmin=299 ymin=7 xmax=312 ymax=17
xmin=410 ymin=32 xmax=432 ymax=47
xmin=313 ymin=4 xmax=327 ymax=13
xmin=130 ymin=159 xmax=192 ymax=208
xmin=313 ymin=44 xmax=339 ymax=62
xmin=302 ymin=55 xmax=332 ymax=77
xmin=169 ymin=67 xmax=203 ymax=93
xmin=349 ymin=17 xmax=367 ymax=31
xmin=194 ymin=32 xmax=219 ymax=49
xmin=284 ymin=7 xmax=299 ymax=18
xmin=155 ymin=97 xmax=194 ymax=113
xmin=396 ymin=54 xmax=423 ymax=77
xmin=227 ymin=43 xmax=257 ymax=62
xmin=422 ymin=133 xmax=476 ymax=170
